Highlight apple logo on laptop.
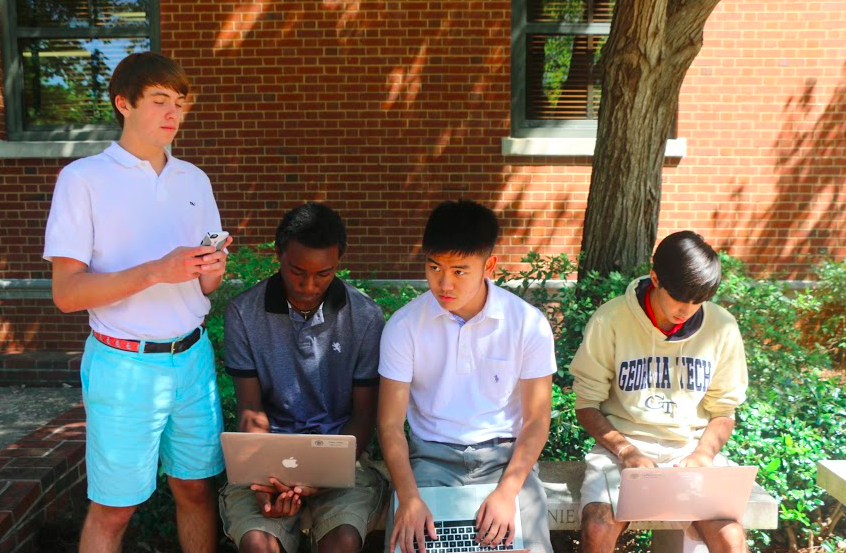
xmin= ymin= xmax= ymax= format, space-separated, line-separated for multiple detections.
xmin=282 ymin=457 xmax=298 ymax=468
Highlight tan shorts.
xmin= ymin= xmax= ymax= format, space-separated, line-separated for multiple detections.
xmin=220 ymin=452 xmax=388 ymax=552
xmin=578 ymin=435 xmax=732 ymax=519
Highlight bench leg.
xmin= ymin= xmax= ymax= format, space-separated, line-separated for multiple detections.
xmin=652 ymin=526 xmax=709 ymax=553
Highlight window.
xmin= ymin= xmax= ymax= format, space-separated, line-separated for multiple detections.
xmin=511 ymin=0 xmax=613 ymax=138
xmin=0 ymin=0 xmax=159 ymax=142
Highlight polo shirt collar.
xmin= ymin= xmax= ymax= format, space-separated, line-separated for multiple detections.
xmin=264 ymin=273 xmax=347 ymax=316
xmin=425 ymin=279 xmax=504 ymax=323
xmin=104 ymin=142 xmax=185 ymax=174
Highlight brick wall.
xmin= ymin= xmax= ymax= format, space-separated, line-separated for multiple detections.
xmin=0 ymin=299 xmax=88 ymax=354
xmin=1 ymin=1 xmax=845 ymax=352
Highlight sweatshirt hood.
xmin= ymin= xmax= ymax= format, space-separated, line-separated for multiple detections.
xmin=625 ymin=276 xmax=705 ymax=343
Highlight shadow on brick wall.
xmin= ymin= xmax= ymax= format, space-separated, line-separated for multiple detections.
xmin=715 ymin=63 xmax=846 ymax=277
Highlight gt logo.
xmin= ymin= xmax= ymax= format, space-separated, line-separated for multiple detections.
xmin=645 ymin=394 xmax=677 ymax=415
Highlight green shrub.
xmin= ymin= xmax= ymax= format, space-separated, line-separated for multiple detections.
xmin=795 ymin=259 xmax=846 ymax=371
xmin=716 ymin=255 xmax=846 ymax=552
xmin=544 ymin=384 xmax=594 ymax=461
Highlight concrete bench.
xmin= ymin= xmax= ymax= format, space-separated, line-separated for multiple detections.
xmin=817 ymin=460 xmax=846 ymax=504
xmin=364 ymin=460 xmax=779 ymax=553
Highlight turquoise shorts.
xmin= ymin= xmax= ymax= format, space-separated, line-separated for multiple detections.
xmin=80 ymin=330 xmax=224 ymax=507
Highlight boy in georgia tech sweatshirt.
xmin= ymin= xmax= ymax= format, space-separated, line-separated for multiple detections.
xmin=570 ymin=231 xmax=749 ymax=553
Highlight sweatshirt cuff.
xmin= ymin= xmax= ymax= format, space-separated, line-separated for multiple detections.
xmin=574 ymin=398 xmax=603 ymax=411
xmin=707 ymin=409 xmax=736 ymax=420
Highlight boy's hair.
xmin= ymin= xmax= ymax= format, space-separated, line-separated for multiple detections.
xmin=275 ymin=203 xmax=347 ymax=256
xmin=652 ymin=231 xmax=721 ymax=304
xmin=422 ymin=200 xmax=499 ymax=257
xmin=109 ymin=52 xmax=189 ymax=128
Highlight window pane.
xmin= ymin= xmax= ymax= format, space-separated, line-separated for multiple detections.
xmin=527 ymin=0 xmax=615 ymax=23
xmin=526 ymin=34 xmax=604 ymax=120
xmin=20 ymin=37 xmax=149 ymax=127
xmin=15 ymin=0 xmax=148 ymax=28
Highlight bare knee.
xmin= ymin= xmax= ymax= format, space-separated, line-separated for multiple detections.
xmin=580 ymin=503 xmax=626 ymax=553
xmin=168 ymin=476 xmax=214 ymax=506
xmin=239 ymin=529 xmax=284 ymax=553
xmin=85 ymin=502 xmax=137 ymax=534
xmin=695 ymin=520 xmax=746 ymax=553
xmin=318 ymin=524 xmax=362 ymax=553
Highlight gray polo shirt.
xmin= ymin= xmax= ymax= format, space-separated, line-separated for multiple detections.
xmin=224 ymin=274 xmax=384 ymax=435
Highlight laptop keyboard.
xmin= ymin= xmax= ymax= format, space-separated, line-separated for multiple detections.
xmin=418 ymin=520 xmax=515 ymax=552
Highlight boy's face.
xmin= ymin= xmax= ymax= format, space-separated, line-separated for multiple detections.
xmin=425 ymin=251 xmax=497 ymax=321
xmin=649 ymin=270 xmax=703 ymax=326
xmin=277 ymin=240 xmax=340 ymax=312
xmin=116 ymin=86 xmax=186 ymax=148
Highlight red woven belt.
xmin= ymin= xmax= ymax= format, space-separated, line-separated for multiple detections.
xmin=93 ymin=327 xmax=202 ymax=354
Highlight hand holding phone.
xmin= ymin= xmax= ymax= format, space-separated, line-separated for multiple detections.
xmin=200 ymin=231 xmax=230 ymax=252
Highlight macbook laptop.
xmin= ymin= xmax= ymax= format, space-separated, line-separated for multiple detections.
xmin=220 ymin=432 xmax=356 ymax=488
xmin=604 ymin=465 xmax=758 ymax=521
xmin=392 ymin=483 xmax=524 ymax=553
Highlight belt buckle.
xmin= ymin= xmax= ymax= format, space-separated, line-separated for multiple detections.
xmin=170 ymin=339 xmax=180 ymax=354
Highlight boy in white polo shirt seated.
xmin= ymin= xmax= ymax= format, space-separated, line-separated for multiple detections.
xmin=44 ymin=52 xmax=231 ymax=553
xmin=377 ymin=200 xmax=555 ymax=553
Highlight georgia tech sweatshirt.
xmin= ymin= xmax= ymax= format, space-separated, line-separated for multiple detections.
xmin=570 ymin=277 xmax=748 ymax=443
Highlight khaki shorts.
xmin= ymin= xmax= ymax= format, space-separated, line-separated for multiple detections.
xmin=220 ymin=452 xmax=388 ymax=552
xmin=578 ymin=435 xmax=732 ymax=519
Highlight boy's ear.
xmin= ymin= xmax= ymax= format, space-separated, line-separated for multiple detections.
xmin=484 ymin=255 xmax=498 ymax=278
xmin=649 ymin=269 xmax=660 ymax=288
xmin=114 ymin=94 xmax=132 ymax=117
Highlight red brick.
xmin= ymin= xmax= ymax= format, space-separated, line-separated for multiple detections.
xmin=0 ymin=481 xmax=40 ymax=523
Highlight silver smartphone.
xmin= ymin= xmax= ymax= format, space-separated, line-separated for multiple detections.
xmin=200 ymin=231 xmax=229 ymax=251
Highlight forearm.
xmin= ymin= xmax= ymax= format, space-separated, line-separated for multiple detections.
xmin=693 ymin=416 xmax=734 ymax=458
xmin=576 ymin=407 xmax=632 ymax=458
xmin=53 ymin=260 xmax=161 ymax=313
xmin=497 ymin=416 xmax=549 ymax=496
xmin=378 ymin=424 xmax=419 ymax=502
xmin=199 ymin=272 xmax=224 ymax=295
xmin=341 ymin=411 xmax=376 ymax=459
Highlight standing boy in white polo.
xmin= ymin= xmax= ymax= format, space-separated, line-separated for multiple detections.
xmin=43 ymin=52 xmax=231 ymax=553
xmin=378 ymin=200 xmax=555 ymax=553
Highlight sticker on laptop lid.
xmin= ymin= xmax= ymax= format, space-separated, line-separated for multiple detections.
xmin=311 ymin=438 xmax=350 ymax=448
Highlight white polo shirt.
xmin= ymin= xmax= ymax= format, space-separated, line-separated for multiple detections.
xmin=379 ymin=280 xmax=556 ymax=445
xmin=44 ymin=142 xmax=222 ymax=340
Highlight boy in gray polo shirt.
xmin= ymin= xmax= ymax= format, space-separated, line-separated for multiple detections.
xmin=220 ymin=203 xmax=387 ymax=553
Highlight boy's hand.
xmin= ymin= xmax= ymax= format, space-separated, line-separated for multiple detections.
xmin=619 ymin=446 xmax=657 ymax=469
xmin=254 ymin=489 xmax=301 ymax=518
xmin=153 ymin=246 xmax=213 ymax=283
xmin=250 ymin=478 xmax=319 ymax=498
xmin=392 ymin=496 xmax=437 ymax=553
xmin=475 ymin=487 xmax=516 ymax=548
xmin=197 ymin=236 xmax=233 ymax=277
xmin=250 ymin=477 xmax=319 ymax=518
xmin=677 ymin=450 xmax=714 ymax=468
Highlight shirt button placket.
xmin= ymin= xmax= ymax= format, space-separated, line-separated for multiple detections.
xmin=457 ymin=326 xmax=471 ymax=375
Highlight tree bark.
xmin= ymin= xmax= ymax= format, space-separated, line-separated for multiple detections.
xmin=578 ymin=0 xmax=721 ymax=279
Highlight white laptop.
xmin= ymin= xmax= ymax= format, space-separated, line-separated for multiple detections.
xmin=392 ymin=483 xmax=525 ymax=553
xmin=604 ymin=465 xmax=758 ymax=522
xmin=220 ymin=432 xmax=356 ymax=488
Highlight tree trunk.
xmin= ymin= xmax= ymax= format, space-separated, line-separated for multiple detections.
xmin=578 ymin=0 xmax=721 ymax=279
